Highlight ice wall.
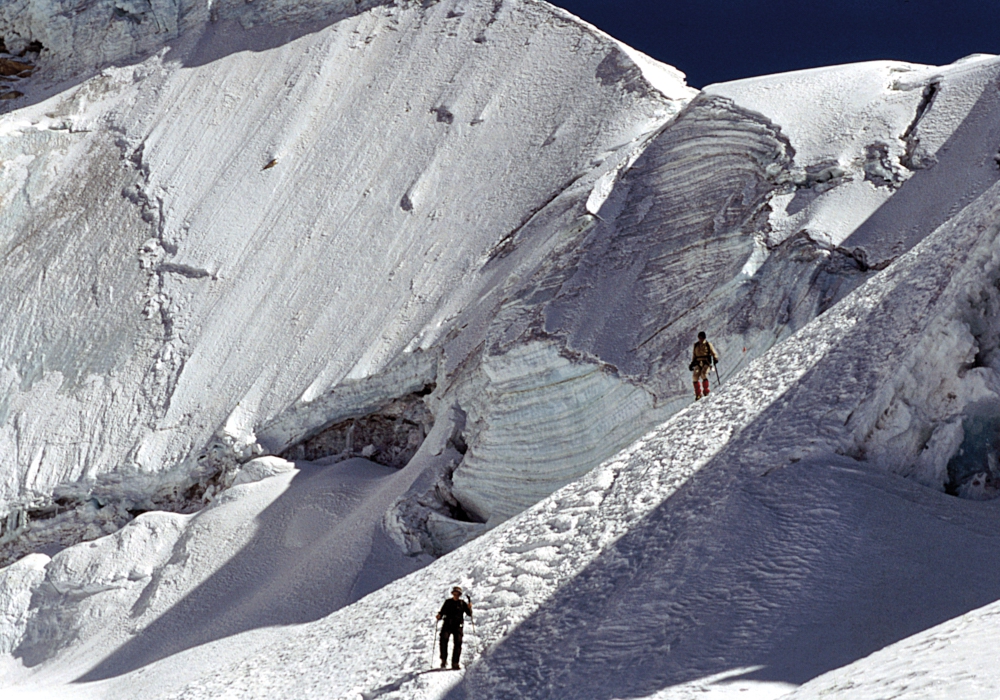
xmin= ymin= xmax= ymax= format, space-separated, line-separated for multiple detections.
xmin=451 ymin=341 xmax=669 ymax=525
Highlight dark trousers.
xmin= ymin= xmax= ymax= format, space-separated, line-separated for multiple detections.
xmin=440 ymin=625 xmax=463 ymax=666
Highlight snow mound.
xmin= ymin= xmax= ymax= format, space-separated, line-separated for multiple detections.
xmin=230 ymin=456 xmax=295 ymax=486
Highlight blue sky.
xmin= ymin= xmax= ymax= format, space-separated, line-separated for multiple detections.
xmin=549 ymin=0 xmax=1000 ymax=88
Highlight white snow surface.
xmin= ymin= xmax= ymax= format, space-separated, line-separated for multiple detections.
xmin=785 ymin=597 xmax=1000 ymax=700
xmin=706 ymin=56 xmax=1000 ymax=264
xmin=1 ymin=0 xmax=1000 ymax=698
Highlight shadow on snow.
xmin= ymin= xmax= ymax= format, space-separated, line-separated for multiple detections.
xmin=66 ymin=457 xmax=427 ymax=682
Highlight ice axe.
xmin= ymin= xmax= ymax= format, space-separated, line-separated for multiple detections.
xmin=466 ymin=593 xmax=481 ymax=658
xmin=714 ymin=359 xmax=722 ymax=387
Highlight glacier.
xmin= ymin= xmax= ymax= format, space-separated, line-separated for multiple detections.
xmin=0 ymin=0 xmax=693 ymax=548
xmin=1 ymin=0 xmax=1000 ymax=698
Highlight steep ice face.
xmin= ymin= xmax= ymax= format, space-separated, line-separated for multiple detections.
xmin=535 ymin=93 xmax=795 ymax=390
xmin=451 ymin=341 xmax=670 ymax=526
xmin=0 ymin=0 xmax=693 ymax=540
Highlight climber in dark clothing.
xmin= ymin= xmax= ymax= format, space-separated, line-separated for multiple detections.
xmin=437 ymin=586 xmax=473 ymax=669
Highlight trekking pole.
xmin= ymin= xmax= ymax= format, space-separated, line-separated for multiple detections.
xmin=431 ymin=618 xmax=439 ymax=668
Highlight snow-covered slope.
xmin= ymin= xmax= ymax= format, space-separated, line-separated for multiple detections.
xmin=785 ymin=596 xmax=1000 ymax=700
xmin=2 ymin=0 xmax=1000 ymax=697
xmin=707 ymin=54 xmax=1000 ymax=266
xmin=108 ymin=159 xmax=1000 ymax=700
xmin=11 ymin=165 xmax=994 ymax=700
xmin=0 ymin=0 xmax=693 ymax=546
xmin=1 ymin=454 xmax=435 ymax=692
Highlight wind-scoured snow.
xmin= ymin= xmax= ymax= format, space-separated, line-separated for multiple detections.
xmin=785 ymin=596 xmax=1000 ymax=700
xmin=2 ymin=0 xmax=1000 ymax=697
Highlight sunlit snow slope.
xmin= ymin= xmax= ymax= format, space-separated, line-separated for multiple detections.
xmin=2 ymin=0 xmax=1000 ymax=698
xmin=0 ymin=0 xmax=692 ymax=546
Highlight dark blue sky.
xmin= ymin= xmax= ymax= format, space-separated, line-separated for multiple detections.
xmin=549 ymin=0 xmax=1000 ymax=88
